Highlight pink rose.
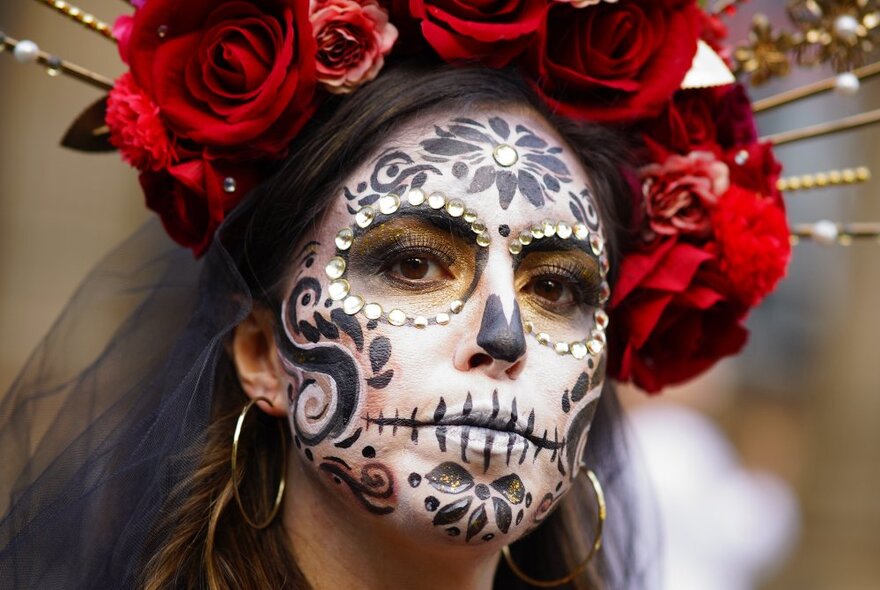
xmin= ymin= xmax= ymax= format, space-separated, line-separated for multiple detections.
xmin=640 ymin=151 xmax=729 ymax=238
xmin=310 ymin=0 xmax=398 ymax=94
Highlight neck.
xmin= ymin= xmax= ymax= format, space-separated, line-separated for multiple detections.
xmin=283 ymin=456 xmax=500 ymax=590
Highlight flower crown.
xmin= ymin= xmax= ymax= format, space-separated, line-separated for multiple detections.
xmin=6 ymin=0 xmax=793 ymax=394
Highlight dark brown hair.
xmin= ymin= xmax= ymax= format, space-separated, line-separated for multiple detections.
xmin=141 ymin=61 xmax=650 ymax=589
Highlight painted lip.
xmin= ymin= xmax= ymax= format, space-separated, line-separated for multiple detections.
xmin=363 ymin=408 xmax=565 ymax=452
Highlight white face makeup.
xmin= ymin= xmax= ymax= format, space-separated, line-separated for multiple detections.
xmin=274 ymin=111 xmax=610 ymax=546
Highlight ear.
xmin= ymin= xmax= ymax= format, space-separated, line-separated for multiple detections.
xmin=231 ymin=308 xmax=289 ymax=418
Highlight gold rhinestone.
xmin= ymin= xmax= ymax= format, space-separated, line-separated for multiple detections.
xmin=518 ymin=231 xmax=533 ymax=245
xmin=571 ymin=341 xmax=588 ymax=360
xmin=523 ymin=321 xmax=534 ymax=334
xmin=445 ymin=199 xmax=465 ymax=217
xmin=842 ymin=168 xmax=857 ymax=184
xmin=406 ymin=187 xmax=426 ymax=206
xmin=328 ymin=279 xmax=350 ymax=301
xmin=471 ymin=220 xmax=487 ymax=234
xmin=450 ymin=300 xmax=464 ymax=314
xmin=531 ymin=225 xmax=544 ymax=239
xmin=814 ymin=173 xmax=829 ymax=187
xmin=355 ymin=206 xmax=376 ymax=228
xmin=335 ymin=228 xmax=354 ymax=250
xmin=343 ymin=295 xmax=365 ymax=315
xmin=325 ymin=256 xmax=346 ymax=279
xmin=776 ymin=178 xmax=788 ymax=192
xmin=378 ymin=194 xmax=401 ymax=215
xmin=800 ymin=175 xmax=815 ymax=189
xmin=493 ymin=144 xmax=519 ymax=167
xmin=413 ymin=316 xmax=428 ymax=329
xmin=590 ymin=233 xmax=605 ymax=256
xmin=856 ymin=166 xmax=870 ymax=181
xmin=573 ymin=223 xmax=589 ymax=240
xmin=428 ymin=192 xmax=446 ymax=209
xmin=599 ymin=254 xmax=610 ymax=277
xmin=476 ymin=232 xmax=491 ymax=247
xmin=363 ymin=303 xmax=383 ymax=320
xmin=554 ymin=341 xmax=570 ymax=355
xmin=787 ymin=177 xmax=802 ymax=190
xmin=556 ymin=222 xmax=572 ymax=239
xmin=509 ymin=241 xmax=523 ymax=255
xmin=388 ymin=309 xmax=407 ymax=326
xmin=599 ymin=282 xmax=611 ymax=304
xmin=829 ymin=170 xmax=842 ymax=184
xmin=463 ymin=209 xmax=478 ymax=223
xmin=536 ymin=332 xmax=550 ymax=345
xmin=591 ymin=330 xmax=607 ymax=346
xmin=541 ymin=219 xmax=556 ymax=237
xmin=435 ymin=312 xmax=451 ymax=325
xmin=587 ymin=339 xmax=604 ymax=356
xmin=594 ymin=309 xmax=609 ymax=330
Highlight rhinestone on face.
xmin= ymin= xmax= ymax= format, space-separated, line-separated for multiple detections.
xmin=343 ymin=295 xmax=365 ymax=315
xmin=541 ymin=219 xmax=556 ymax=238
xmin=445 ymin=199 xmax=465 ymax=218
xmin=573 ymin=223 xmax=589 ymax=240
xmin=536 ymin=332 xmax=551 ymax=345
xmin=523 ymin=321 xmax=534 ymax=334
xmin=594 ymin=309 xmax=609 ymax=330
xmin=413 ymin=316 xmax=428 ymax=329
xmin=435 ymin=312 xmax=451 ymax=325
xmin=407 ymin=187 xmax=426 ymax=206
xmin=590 ymin=233 xmax=605 ymax=256
xmin=363 ymin=303 xmax=383 ymax=320
xmin=471 ymin=221 xmax=487 ymax=234
xmin=463 ymin=209 xmax=478 ymax=223
xmin=530 ymin=226 xmax=544 ymax=239
xmin=355 ymin=206 xmax=376 ymax=228
xmin=599 ymin=282 xmax=611 ymax=304
xmin=428 ymin=192 xmax=446 ymax=209
xmin=388 ymin=309 xmax=407 ymax=326
xmin=508 ymin=241 xmax=523 ymax=255
xmin=335 ymin=228 xmax=354 ymax=251
xmin=556 ymin=222 xmax=572 ymax=239
xmin=554 ymin=341 xmax=571 ymax=355
xmin=325 ymin=256 xmax=346 ymax=279
xmin=328 ymin=279 xmax=351 ymax=301
xmin=378 ymin=194 xmax=401 ymax=215
xmin=599 ymin=254 xmax=610 ymax=277
xmin=476 ymin=232 xmax=491 ymax=248
xmin=571 ymin=341 xmax=588 ymax=360
xmin=518 ymin=231 xmax=533 ymax=245
xmin=587 ymin=339 xmax=604 ymax=356
xmin=450 ymin=300 xmax=464 ymax=314
xmin=493 ymin=144 xmax=519 ymax=167
xmin=591 ymin=330 xmax=607 ymax=346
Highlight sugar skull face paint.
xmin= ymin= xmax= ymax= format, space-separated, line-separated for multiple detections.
xmin=274 ymin=111 xmax=609 ymax=546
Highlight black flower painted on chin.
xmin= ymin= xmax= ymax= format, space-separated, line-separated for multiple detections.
xmin=420 ymin=117 xmax=572 ymax=209
xmin=424 ymin=461 xmax=527 ymax=542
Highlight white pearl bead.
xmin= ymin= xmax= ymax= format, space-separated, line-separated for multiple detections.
xmin=812 ymin=220 xmax=839 ymax=246
xmin=834 ymin=72 xmax=860 ymax=96
xmin=833 ymin=15 xmax=859 ymax=41
xmin=13 ymin=40 xmax=40 ymax=64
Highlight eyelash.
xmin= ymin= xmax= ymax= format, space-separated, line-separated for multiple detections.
xmin=369 ymin=236 xmax=458 ymax=283
xmin=520 ymin=261 xmax=600 ymax=309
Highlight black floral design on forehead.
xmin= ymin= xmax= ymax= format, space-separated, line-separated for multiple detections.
xmin=419 ymin=117 xmax=573 ymax=210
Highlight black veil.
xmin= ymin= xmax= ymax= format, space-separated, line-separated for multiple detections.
xmin=0 ymin=219 xmax=250 ymax=588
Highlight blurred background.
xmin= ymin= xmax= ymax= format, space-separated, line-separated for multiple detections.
xmin=1 ymin=1 xmax=878 ymax=588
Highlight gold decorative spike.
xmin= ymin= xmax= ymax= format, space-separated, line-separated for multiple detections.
xmin=32 ymin=0 xmax=116 ymax=42
xmin=0 ymin=34 xmax=114 ymax=91
xmin=761 ymin=108 xmax=880 ymax=146
xmin=753 ymin=61 xmax=880 ymax=113
xmin=777 ymin=167 xmax=871 ymax=192
xmin=790 ymin=222 xmax=880 ymax=245
xmin=733 ymin=14 xmax=796 ymax=85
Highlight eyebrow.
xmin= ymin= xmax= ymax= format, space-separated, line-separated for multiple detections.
xmin=353 ymin=206 xmax=476 ymax=242
xmin=514 ymin=235 xmax=597 ymax=260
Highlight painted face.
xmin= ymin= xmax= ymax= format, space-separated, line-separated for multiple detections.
xmin=275 ymin=111 xmax=610 ymax=546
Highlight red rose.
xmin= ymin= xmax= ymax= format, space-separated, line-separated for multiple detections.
xmin=407 ymin=0 xmax=547 ymax=67
xmin=529 ymin=0 xmax=701 ymax=122
xmin=712 ymin=186 xmax=790 ymax=306
xmin=640 ymin=89 xmax=718 ymax=156
xmin=126 ymin=0 xmax=318 ymax=158
xmin=140 ymin=158 xmax=263 ymax=255
xmin=608 ymin=239 xmax=748 ymax=393
xmin=311 ymin=0 xmax=398 ymax=94
xmin=640 ymin=151 xmax=729 ymax=239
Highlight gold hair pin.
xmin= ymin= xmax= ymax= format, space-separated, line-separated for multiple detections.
xmin=31 ymin=0 xmax=115 ymax=42
xmin=0 ymin=32 xmax=114 ymax=91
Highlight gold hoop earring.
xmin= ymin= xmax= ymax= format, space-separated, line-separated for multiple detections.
xmin=501 ymin=468 xmax=606 ymax=588
xmin=231 ymin=396 xmax=288 ymax=529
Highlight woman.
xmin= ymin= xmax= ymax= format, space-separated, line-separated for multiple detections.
xmin=1 ymin=1 xmax=788 ymax=588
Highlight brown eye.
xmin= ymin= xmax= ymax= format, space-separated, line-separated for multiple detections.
xmin=533 ymin=279 xmax=565 ymax=302
xmin=400 ymin=257 xmax=429 ymax=280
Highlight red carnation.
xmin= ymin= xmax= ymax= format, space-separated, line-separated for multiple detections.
xmin=712 ymin=186 xmax=791 ymax=306
xmin=106 ymin=72 xmax=176 ymax=171
xmin=528 ymin=0 xmax=701 ymax=122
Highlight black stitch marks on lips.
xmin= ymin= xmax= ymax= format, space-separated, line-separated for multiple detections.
xmin=420 ymin=117 xmax=572 ymax=210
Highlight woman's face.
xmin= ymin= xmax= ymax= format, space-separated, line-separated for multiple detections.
xmin=275 ymin=109 xmax=610 ymax=546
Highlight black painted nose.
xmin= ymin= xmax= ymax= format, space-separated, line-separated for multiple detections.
xmin=475 ymin=295 xmax=526 ymax=363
